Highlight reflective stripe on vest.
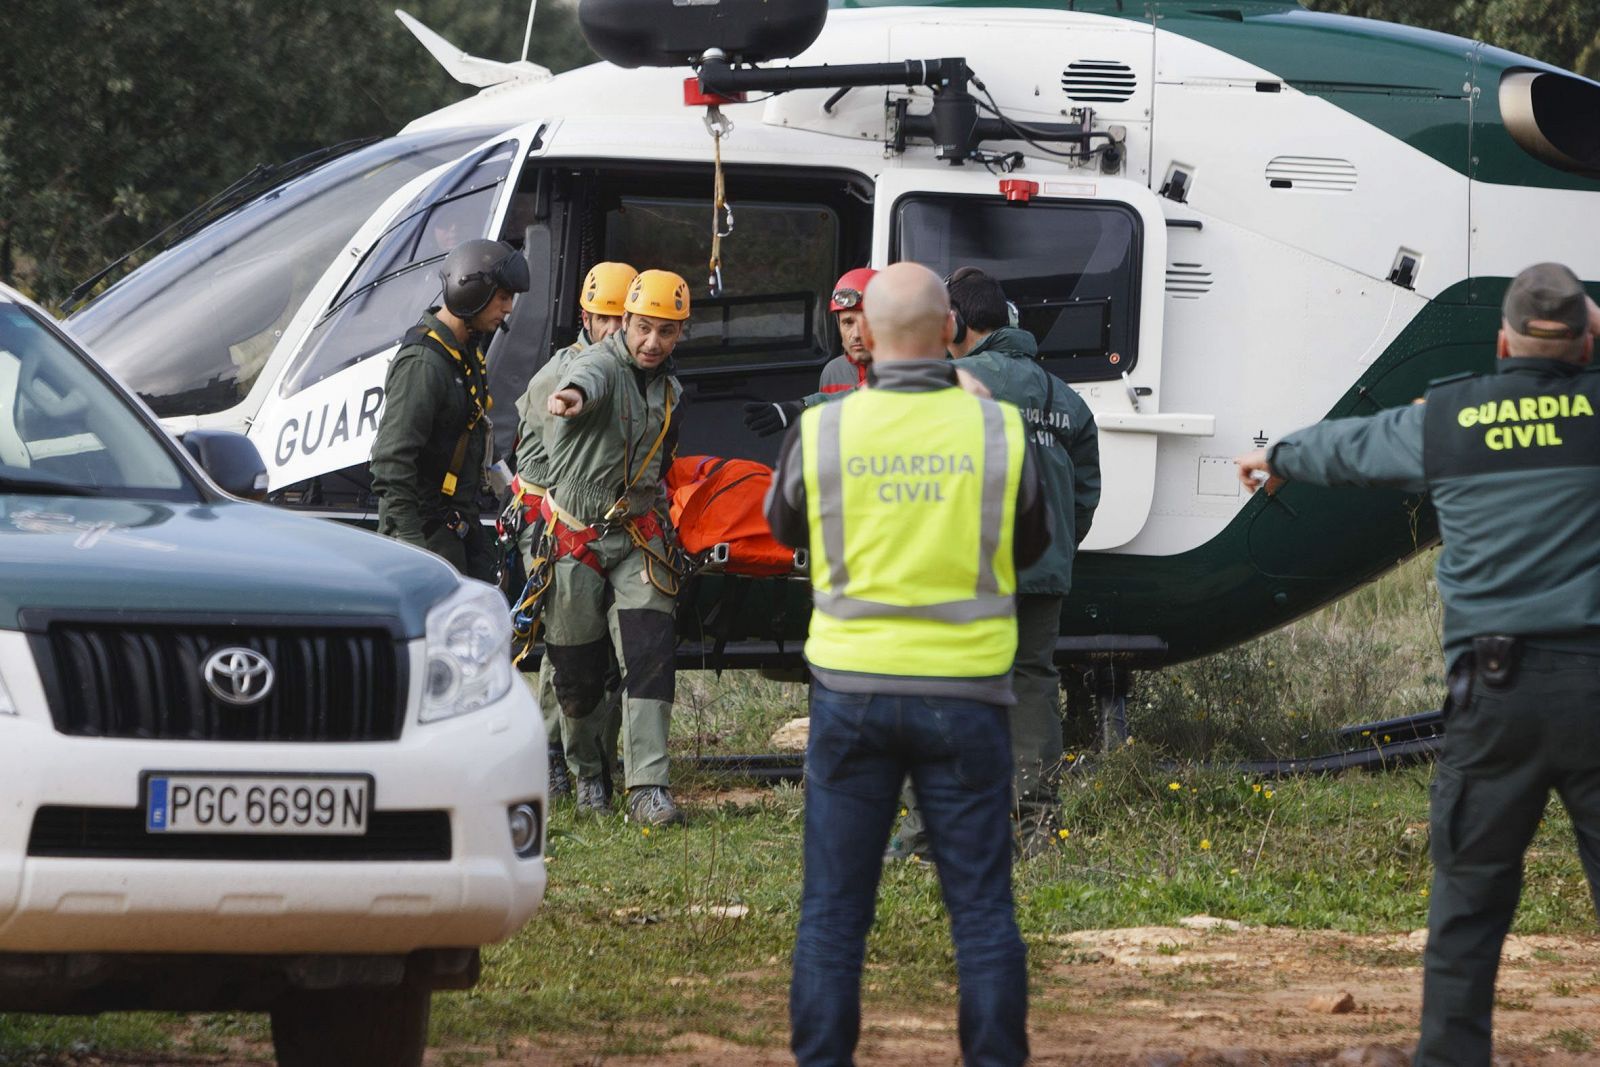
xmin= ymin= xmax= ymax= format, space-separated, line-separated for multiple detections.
xmin=801 ymin=387 xmax=1024 ymax=680
xmin=811 ymin=398 xmax=1014 ymax=622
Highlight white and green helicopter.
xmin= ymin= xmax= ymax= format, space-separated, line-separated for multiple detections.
xmin=66 ymin=0 xmax=1600 ymax=701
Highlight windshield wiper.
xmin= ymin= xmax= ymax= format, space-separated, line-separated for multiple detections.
xmin=63 ymin=136 xmax=381 ymax=313
xmin=0 ymin=474 xmax=106 ymax=497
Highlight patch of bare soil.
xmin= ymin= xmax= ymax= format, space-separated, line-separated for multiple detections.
xmin=41 ymin=923 xmax=1600 ymax=1065
xmin=468 ymin=921 xmax=1600 ymax=1066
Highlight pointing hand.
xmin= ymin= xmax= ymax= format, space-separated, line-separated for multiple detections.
xmin=547 ymin=388 xmax=585 ymax=418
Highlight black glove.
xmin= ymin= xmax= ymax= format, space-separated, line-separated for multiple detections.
xmin=743 ymin=400 xmax=803 ymax=437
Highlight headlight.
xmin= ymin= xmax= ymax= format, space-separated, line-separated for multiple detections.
xmin=420 ymin=581 xmax=513 ymax=724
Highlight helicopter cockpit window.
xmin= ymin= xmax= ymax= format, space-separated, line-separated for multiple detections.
xmin=894 ymin=195 xmax=1142 ymax=381
xmin=69 ymin=128 xmax=494 ymax=419
xmin=604 ymin=197 xmax=837 ymax=371
xmin=280 ymin=140 xmax=520 ymax=397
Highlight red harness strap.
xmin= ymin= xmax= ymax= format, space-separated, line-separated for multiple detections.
xmin=538 ymin=498 xmax=666 ymax=576
xmin=630 ymin=511 xmax=664 ymax=544
xmin=539 ymin=497 xmax=605 ymax=574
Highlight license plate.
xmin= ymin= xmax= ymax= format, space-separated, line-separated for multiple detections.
xmin=145 ymin=773 xmax=371 ymax=836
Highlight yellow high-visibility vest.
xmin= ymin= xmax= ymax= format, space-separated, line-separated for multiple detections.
xmin=801 ymin=385 xmax=1025 ymax=680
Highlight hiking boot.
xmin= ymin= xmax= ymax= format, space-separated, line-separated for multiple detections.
xmin=883 ymin=829 xmax=933 ymax=864
xmin=575 ymin=775 xmax=610 ymax=817
xmin=1014 ymin=798 xmax=1061 ymax=860
xmin=884 ymin=807 xmax=932 ymax=863
xmin=547 ymin=744 xmax=571 ymax=800
xmin=627 ymin=785 xmax=685 ymax=827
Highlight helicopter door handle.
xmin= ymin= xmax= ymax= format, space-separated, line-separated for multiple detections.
xmin=1095 ymin=412 xmax=1215 ymax=437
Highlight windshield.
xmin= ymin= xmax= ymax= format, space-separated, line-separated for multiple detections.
xmin=0 ymin=302 xmax=197 ymax=499
xmin=68 ymin=128 xmax=495 ymax=418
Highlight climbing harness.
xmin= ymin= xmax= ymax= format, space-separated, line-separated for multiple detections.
xmin=403 ymin=324 xmax=492 ymax=497
xmin=508 ymin=388 xmax=687 ymax=664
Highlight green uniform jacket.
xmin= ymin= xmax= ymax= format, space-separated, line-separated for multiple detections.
xmin=370 ymin=309 xmax=490 ymax=546
xmin=548 ymin=330 xmax=683 ymax=524
xmin=958 ymin=327 xmax=1101 ymax=596
xmin=1268 ymin=358 xmax=1600 ymax=665
xmin=514 ymin=331 xmax=590 ymax=491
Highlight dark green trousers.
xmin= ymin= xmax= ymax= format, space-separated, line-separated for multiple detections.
xmin=891 ymin=594 xmax=1064 ymax=853
xmin=1417 ymin=645 xmax=1600 ymax=1066
xmin=1010 ymin=593 xmax=1067 ymax=824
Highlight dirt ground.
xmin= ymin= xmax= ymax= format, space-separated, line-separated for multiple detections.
xmin=56 ymin=921 xmax=1600 ymax=1066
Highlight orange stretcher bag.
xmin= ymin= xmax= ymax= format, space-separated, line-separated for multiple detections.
xmin=665 ymin=456 xmax=796 ymax=576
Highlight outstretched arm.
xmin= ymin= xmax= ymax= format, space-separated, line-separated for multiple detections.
xmin=1237 ymin=404 xmax=1427 ymax=494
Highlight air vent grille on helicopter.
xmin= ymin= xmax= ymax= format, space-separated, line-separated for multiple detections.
xmin=1060 ymin=60 xmax=1136 ymax=103
xmin=1165 ymin=263 xmax=1213 ymax=299
xmin=1264 ymin=156 xmax=1358 ymax=193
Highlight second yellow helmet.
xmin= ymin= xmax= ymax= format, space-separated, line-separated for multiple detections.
xmin=580 ymin=261 xmax=638 ymax=316
xmin=625 ymin=270 xmax=692 ymax=321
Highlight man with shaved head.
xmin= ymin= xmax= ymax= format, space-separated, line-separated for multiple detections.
xmin=1237 ymin=263 xmax=1600 ymax=1065
xmin=766 ymin=261 xmax=1051 ymax=1066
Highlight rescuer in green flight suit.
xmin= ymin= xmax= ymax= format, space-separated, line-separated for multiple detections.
xmin=540 ymin=269 xmax=689 ymax=827
xmin=512 ymin=261 xmax=637 ymax=812
xmin=371 ymin=239 xmax=529 ymax=582
xmin=1236 ymin=263 xmax=1600 ymax=1067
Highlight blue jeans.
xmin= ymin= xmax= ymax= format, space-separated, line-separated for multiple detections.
xmin=790 ymin=680 xmax=1028 ymax=1067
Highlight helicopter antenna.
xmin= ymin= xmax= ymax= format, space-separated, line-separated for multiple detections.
xmin=520 ymin=0 xmax=537 ymax=63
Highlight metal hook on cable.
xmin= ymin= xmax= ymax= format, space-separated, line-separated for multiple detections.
xmin=706 ymin=104 xmax=735 ymax=298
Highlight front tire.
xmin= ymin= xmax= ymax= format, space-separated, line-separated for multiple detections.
xmin=270 ymin=982 xmax=431 ymax=1067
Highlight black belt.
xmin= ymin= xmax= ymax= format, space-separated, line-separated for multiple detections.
xmin=1446 ymin=635 xmax=1521 ymax=713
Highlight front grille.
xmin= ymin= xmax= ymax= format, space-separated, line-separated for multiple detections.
xmin=31 ymin=619 xmax=408 ymax=742
xmin=27 ymin=806 xmax=450 ymax=861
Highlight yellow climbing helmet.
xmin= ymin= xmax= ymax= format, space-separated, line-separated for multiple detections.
xmin=579 ymin=261 xmax=638 ymax=316
xmin=624 ymin=269 xmax=692 ymax=321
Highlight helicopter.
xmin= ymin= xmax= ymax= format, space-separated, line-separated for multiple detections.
xmin=63 ymin=0 xmax=1600 ymax=725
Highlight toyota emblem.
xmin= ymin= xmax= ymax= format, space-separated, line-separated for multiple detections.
xmin=202 ymin=647 xmax=276 ymax=706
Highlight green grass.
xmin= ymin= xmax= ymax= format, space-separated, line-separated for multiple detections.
xmin=10 ymin=551 xmax=1599 ymax=1061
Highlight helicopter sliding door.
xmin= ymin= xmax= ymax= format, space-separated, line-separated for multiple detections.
xmin=251 ymin=123 xmax=545 ymax=498
xmin=872 ymin=169 xmax=1174 ymax=551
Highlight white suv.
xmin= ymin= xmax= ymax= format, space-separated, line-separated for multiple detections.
xmin=0 ymin=283 xmax=546 ymax=1066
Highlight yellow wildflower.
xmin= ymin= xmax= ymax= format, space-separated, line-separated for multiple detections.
xmin=1200 ymin=839 xmax=1212 ymax=850
xmin=1168 ymin=781 xmax=1181 ymax=792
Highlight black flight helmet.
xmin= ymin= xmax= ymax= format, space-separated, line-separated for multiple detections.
xmin=441 ymin=239 xmax=531 ymax=318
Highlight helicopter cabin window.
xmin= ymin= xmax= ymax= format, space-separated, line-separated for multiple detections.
xmin=603 ymin=197 xmax=839 ymax=372
xmin=281 ymin=139 xmax=519 ymax=397
xmin=893 ymin=194 xmax=1142 ymax=382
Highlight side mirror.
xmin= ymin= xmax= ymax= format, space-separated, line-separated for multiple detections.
xmin=180 ymin=430 xmax=269 ymax=501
